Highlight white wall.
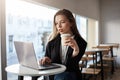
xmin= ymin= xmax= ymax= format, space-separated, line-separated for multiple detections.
xmin=88 ymin=19 xmax=97 ymax=48
xmin=100 ymin=0 xmax=120 ymax=43
xmin=77 ymin=0 xmax=100 ymax=20
xmin=27 ymin=0 xmax=100 ymax=20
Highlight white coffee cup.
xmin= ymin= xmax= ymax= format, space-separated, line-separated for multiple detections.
xmin=61 ymin=34 xmax=71 ymax=46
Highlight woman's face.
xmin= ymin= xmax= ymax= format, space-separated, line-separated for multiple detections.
xmin=55 ymin=15 xmax=72 ymax=34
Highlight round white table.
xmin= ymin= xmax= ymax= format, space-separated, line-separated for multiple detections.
xmin=5 ymin=63 xmax=66 ymax=80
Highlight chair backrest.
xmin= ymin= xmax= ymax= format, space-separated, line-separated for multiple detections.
xmin=79 ymin=51 xmax=97 ymax=69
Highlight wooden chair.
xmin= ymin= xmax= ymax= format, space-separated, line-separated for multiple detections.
xmin=80 ymin=52 xmax=101 ymax=80
xmin=92 ymin=45 xmax=115 ymax=74
xmin=103 ymin=43 xmax=120 ymax=69
xmin=80 ymin=52 xmax=97 ymax=68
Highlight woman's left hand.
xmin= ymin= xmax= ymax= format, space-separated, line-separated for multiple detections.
xmin=64 ymin=37 xmax=79 ymax=57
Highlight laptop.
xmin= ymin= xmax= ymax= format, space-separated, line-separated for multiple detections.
xmin=14 ymin=41 xmax=61 ymax=70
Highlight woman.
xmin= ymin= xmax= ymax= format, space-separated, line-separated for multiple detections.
xmin=40 ymin=9 xmax=87 ymax=80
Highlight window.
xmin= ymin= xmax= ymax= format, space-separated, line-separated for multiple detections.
xmin=76 ymin=15 xmax=99 ymax=49
xmin=6 ymin=0 xmax=57 ymax=79
xmin=76 ymin=15 xmax=87 ymax=40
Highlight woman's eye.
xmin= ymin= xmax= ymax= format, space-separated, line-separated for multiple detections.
xmin=61 ymin=21 xmax=65 ymax=23
xmin=55 ymin=23 xmax=58 ymax=25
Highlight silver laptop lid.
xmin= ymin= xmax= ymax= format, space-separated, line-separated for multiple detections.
xmin=14 ymin=41 xmax=61 ymax=70
xmin=14 ymin=41 xmax=39 ymax=69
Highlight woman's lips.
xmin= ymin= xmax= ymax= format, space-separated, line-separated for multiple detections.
xmin=58 ymin=29 xmax=63 ymax=32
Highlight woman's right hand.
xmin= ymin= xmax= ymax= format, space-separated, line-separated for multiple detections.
xmin=39 ymin=57 xmax=51 ymax=65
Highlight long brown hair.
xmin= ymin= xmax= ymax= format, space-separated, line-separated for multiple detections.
xmin=49 ymin=9 xmax=81 ymax=41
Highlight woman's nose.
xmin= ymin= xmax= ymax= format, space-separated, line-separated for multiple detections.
xmin=58 ymin=23 xmax=62 ymax=28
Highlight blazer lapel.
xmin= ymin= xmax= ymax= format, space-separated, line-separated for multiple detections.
xmin=53 ymin=36 xmax=62 ymax=63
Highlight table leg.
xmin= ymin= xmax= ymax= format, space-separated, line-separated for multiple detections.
xmin=110 ymin=47 xmax=114 ymax=74
xmin=44 ymin=76 xmax=49 ymax=80
xmin=32 ymin=76 xmax=39 ymax=80
xmin=18 ymin=76 xmax=24 ymax=80
xmin=99 ymin=51 xmax=104 ymax=80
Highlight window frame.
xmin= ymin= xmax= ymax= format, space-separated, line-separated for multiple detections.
xmin=0 ymin=0 xmax=7 ymax=80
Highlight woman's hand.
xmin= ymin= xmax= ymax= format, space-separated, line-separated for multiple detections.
xmin=39 ymin=57 xmax=51 ymax=65
xmin=64 ymin=37 xmax=79 ymax=57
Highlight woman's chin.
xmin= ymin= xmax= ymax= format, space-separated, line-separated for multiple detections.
xmin=59 ymin=32 xmax=64 ymax=34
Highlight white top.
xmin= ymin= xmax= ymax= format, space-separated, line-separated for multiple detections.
xmin=5 ymin=64 xmax=66 ymax=76
xmin=61 ymin=45 xmax=68 ymax=63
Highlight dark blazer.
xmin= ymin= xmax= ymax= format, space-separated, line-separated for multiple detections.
xmin=45 ymin=34 xmax=87 ymax=80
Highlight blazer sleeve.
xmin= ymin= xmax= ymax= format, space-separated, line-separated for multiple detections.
xmin=72 ymin=36 xmax=87 ymax=63
xmin=44 ymin=42 xmax=51 ymax=58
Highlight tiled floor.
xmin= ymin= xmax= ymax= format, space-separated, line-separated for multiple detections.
xmin=108 ymin=68 xmax=120 ymax=80
xmin=111 ymin=55 xmax=120 ymax=80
